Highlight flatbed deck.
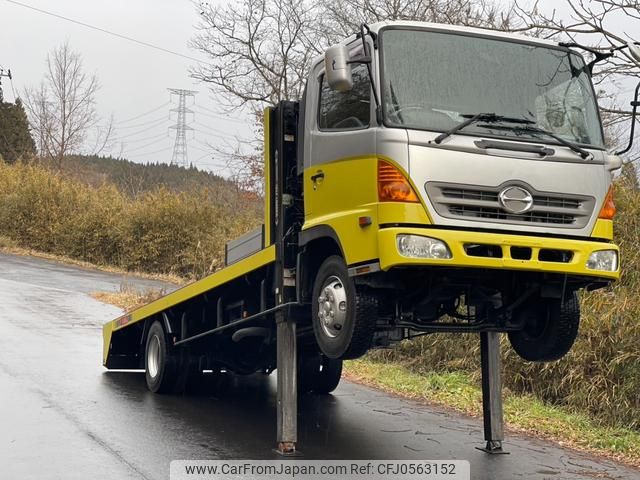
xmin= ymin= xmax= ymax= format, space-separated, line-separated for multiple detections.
xmin=102 ymin=245 xmax=276 ymax=364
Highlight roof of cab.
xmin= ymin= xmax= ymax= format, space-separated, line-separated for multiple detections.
xmin=311 ymin=20 xmax=563 ymax=68
xmin=367 ymin=20 xmax=559 ymax=48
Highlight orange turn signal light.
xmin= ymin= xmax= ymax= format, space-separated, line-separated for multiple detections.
xmin=378 ymin=160 xmax=419 ymax=203
xmin=598 ymin=186 xmax=616 ymax=220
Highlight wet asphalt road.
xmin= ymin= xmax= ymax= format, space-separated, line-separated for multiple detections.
xmin=0 ymin=252 xmax=638 ymax=480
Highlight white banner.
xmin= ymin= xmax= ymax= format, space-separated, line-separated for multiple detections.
xmin=170 ymin=460 xmax=470 ymax=480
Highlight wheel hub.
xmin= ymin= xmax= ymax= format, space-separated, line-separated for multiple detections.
xmin=147 ymin=335 xmax=161 ymax=378
xmin=317 ymin=275 xmax=347 ymax=338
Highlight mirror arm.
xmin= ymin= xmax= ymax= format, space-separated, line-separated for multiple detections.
xmin=615 ymin=80 xmax=640 ymax=156
xmin=347 ymin=56 xmax=371 ymax=64
xmin=359 ymin=24 xmax=382 ymax=124
xmin=561 ymin=41 xmax=640 ymax=74
xmin=587 ymin=51 xmax=614 ymax=74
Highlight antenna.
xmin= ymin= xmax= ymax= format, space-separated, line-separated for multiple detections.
xmin=168 ymin=88 xmax=197 ymax=167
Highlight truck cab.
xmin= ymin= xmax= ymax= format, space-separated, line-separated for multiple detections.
xmin=298 ymin=21 xmax=620 ymax=362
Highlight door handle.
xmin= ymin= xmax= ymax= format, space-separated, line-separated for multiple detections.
xmin=311 ymin=171 xmax=325 ymax=182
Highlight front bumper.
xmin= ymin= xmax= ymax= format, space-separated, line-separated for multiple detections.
xmin=378 ymin=227 xmax=620 ymax=281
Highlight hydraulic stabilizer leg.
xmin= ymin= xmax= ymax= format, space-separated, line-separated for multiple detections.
xmin=276 ymin=310 xmax=298 ymax=455
xmin=477 ymin=331 xmax=509 ymax=454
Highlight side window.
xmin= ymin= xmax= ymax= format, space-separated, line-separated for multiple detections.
xmin=318 ymin=63 xmax=371 ymax=130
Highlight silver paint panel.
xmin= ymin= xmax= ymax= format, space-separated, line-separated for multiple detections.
xmin=405 ymin=130 xmax=609 ymax=237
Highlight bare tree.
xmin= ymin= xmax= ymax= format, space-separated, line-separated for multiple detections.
xmin=190 ymin=0 xmax=519 ymax=188
xmin=323 ymin=0 xmax=518 ymax=38
xmin=191 ymin=0 xmax=320 ymax=110
xmin=23 ymin=42 xmax=109 ymax=169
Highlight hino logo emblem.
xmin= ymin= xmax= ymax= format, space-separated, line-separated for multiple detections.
xmin=498 ymin=186 xmax=534 ymax=214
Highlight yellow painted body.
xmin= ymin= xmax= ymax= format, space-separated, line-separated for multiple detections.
xmin=592 ymin=219 xmax=613 ymax=240
xmin=302 ymin=156 xmax=618 ymax=279
xmin=304 ymin=156 xmax=380 ymax=264
xmin=378 ymin=227 xmax=619 ymax=280
xmin=303 ymin=156 xmax=433 ymax=265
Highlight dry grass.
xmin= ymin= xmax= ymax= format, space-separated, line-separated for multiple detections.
xmin=91 ymin=283 xmax=166 ymax=312
xmin=0 ymin=161 xmax=261 ymax=279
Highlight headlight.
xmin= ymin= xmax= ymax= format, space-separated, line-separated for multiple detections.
xmin=396 ymin=234 xmax=452 ymax=259
xmin=586 ymin=250 xmax=618 ymax=272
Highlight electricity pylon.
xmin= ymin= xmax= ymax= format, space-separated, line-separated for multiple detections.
xmin=168 ymin=88 xmax=197 ymax=167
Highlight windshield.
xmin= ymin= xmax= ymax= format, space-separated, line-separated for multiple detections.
xmin=380 ymin=28 xmax=605 ymax=148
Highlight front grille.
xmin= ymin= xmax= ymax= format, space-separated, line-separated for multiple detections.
xmin=533 ymin=196 xmax=582 ymax=209
xmin=426 ymin=183 xmax=595 ymax=229
xmin=449 ymin=205 xmax=575 ymax=225
xmin=441 ymin=188 xmax=498 ymax=202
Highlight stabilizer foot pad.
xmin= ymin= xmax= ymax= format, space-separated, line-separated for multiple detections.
xmin=476 ymin=441 xmax=509 ymax=455
xmin=273 ymin=442 xmax=303 ymax=457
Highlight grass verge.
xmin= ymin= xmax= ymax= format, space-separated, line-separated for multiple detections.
xmin=344 ymin=359 xmax=640 ymax=468
xmin=90 ymin=284 xmax=166 ymax=312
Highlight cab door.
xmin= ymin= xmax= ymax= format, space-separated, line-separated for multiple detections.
xmin=303 ymin=49 xmax=379 ymax=264
xmin=304 ymin=57 xmax=375 ymax=221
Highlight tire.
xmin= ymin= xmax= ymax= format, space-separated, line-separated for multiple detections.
xmin=508 ymin=292 xmax=580 ymax=362
xmin=299 ymin=354 xmax=342 ymax=394
xmin=145 ymin=320 xmax=184 ymax=393
xmin=311 ymin=255 xmax=377 ymax=360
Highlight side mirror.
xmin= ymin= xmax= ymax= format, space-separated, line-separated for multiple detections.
xmin=628 ymin=43 xmax=640 ymax=63
xmin=615 ymin=79 xmax=640 ymax=156
xmin=324 ymin=45 xmax=353 ymax=92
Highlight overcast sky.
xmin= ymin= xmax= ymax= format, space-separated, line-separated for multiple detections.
xmin=0 ymin=0 xmax=245 ymax=172
xmin=0 ymin=0 xmax=637 ymax=172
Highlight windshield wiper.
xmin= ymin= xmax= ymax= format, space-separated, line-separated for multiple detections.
xmin=485 ymin=124 xmax=592 ymax=159
xmin=432 ymin=113 xmax=535 ymax=144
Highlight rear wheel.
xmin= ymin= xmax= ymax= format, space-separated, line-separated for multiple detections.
xmin=508 ymin=292 xmax=580 ymax=362
xmin=311 ymin=256 xmax=377 ymax=360
xmin=145 ymin=321 xmax=184 ymax=393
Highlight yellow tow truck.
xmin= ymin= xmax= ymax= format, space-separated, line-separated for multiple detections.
xmin=103 ymin=21 xmax=639 ymax=454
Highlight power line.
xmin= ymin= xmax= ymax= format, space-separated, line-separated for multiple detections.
xmin=125 ymin=146 xmax=173 ymax=158
xmin=5 ymin=1 xmax=205 ymax=64
xmin=193 ymin=139 xmax=217 ymax=149
xmin=111 ymin=120 xmax=171 ymax=141
xmin=194 ymin=103 xmax=252 ymax=122
xmin=116 ymin=116 xmax=169 ymax=130
xmin=194 ymin=152 xmax=213 ymax=161
xmin=193 ymin=106 xmax=247 ymax=125
xmin=189 ymin=144 xmax=212 ymax=154
xmin=193 ymin=125 xmax=236 ymax=140
xmin=114 ymin=102 xmax=171 ymax=124
xmin=115 ymin=132 xmax=169 ymax=145
xmin=121 ymin=136 xmax=170 ymax=154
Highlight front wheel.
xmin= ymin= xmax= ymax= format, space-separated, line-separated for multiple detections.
xmin=311 ymin=256 xmax=377 ymax=360
xmin=508 ymin=292 xmax=580 ymax=362
xmin=299 ymin=354 xmax=343 ymax=394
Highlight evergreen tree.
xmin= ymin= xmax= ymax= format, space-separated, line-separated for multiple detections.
xmin=0 ymin=98 xmax=36 ymax=163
